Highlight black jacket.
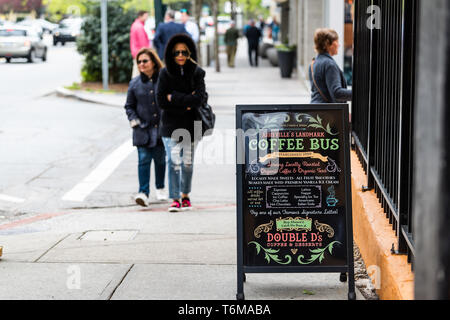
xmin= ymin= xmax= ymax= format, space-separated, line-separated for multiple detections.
xmin=124 ymin=72 xmax=162 ymax=147
xmin=156 ymin=33 xmax=207 ymax=141
xmin=245 ymin=26 xmax=261 ymax=47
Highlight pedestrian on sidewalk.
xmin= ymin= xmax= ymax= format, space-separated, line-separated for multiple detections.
xmin=270 ymin=17 xmax=280 ymax=42
xmin=224 ymin=21 xmax=240 ymax=68
xmin=156 ymin=34 xmax=207 ymax=212
xmin=130 ymin=11 xmax=151 ymax=78
xmin=125 ymin=48 xmax=168 ymax=207
xmin=257 ymin=16 xmax=266 ymax=37
xmin=309 ymin=28 xmax=352 ymax=103
xmin=244 ymin=20 xmax=262 ymax=67
xmin=180 ymin=9 xmax=199 ymax=44
xmin=153 ymin=10 xmax=187 ymax=61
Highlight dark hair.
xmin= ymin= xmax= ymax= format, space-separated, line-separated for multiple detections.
xmin=137 ymin=10 xmax=148 ymax=18
xmin=314 ymin=28 xmax=339 ymax=54
xmin=136 ymin=47 xmax=164 ymax=74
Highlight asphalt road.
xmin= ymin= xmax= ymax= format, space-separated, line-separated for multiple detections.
xmin=0 ymin=35 xmax=134 ymax=218
xmin=0 ymin=35 xmax=304 ymax=221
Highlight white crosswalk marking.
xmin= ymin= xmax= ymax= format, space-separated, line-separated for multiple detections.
xmin=62 ymin=139 xmax=134 ymax=202
xmin=0 ymin=194 xmax=25 ymax=203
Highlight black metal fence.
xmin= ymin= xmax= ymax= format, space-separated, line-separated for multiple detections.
xmin=352 ymin=0 xmax=418 ymax=269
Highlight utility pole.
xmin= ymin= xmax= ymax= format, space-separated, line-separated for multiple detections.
xmin=154 ymin=0 xmax=164 ymax=28
xmin=101 ymin=0 xmax=108 ymax=90
xmin=212 ymin=0 xmax=220 ymax=72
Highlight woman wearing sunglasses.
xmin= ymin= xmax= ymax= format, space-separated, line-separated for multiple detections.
xmin=156 ymin=33 xmax=207 ymax=212
xmin=125 ymin=47 xmax=167 ymax=207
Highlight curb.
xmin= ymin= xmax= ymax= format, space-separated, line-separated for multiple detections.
xmin=55 ymin=87 xmax=124 ymax=108
xmin=350 ymin=151 xmax=414 ymax=300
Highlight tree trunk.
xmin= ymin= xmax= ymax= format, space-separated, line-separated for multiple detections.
xmin=213 ymin=0 xmax=220 ymax=72
xmin=230 ymin=0 xmax=237 ymax=22
xmin=192 ymin=0 xmax=203 ymax=66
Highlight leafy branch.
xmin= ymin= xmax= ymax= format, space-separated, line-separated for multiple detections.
xmin=298 ymin=241 xmax=342 ymax=265
xmin=249 ymin=241 xmax=292 ymax=265
xmin=297 ymin=114 xmax=338 ymax=136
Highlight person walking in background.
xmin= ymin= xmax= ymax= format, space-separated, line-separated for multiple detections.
xmin=180 ymin=9 xmax=199 ymax=44
xmin=257 ymin=16 xmax=266 ymax=37
xmin=309 ymin=28 xmax=352 ymax=103
xmin=153 ymin=10 xmax=187 ymax=61
xmin=270 ymin=17 xmax=280 ymax=42
xmin=243 ymin=20 xmax=251 ymax=35
xmin=156 ymin=34 xmax=207 ymax=212
xmin=244 ymin=20 xmax=262 ymax=67
xmin=125 ymin=48 xmax=167 ymax=207
xmin=130 ymin=11 xmax=150 ymax=78
xmin=224 ymin=21 xmax=239 ymax=68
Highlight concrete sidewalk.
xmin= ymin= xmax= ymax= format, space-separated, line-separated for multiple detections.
xmin=0 ymin=41 xmax=363 ymax=300
xmin=55 ymin=39 xmax=311 ymax=109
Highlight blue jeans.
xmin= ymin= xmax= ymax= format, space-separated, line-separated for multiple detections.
xmin=137 ymin=145 xmax=166 ymax=196
xmin=162 ymin=137 xmax=196 ymax=199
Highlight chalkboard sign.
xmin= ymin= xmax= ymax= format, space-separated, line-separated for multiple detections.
xmin=236 ymin=105 xmax=355 ymax=300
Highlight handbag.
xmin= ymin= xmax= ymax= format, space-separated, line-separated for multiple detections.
xmin=310 ymin=58 xmax=330 ymax=103
xmin=190 ymin=75 xmax=216 ymax=137
xmin=195 ymin=92 xmax=216 ymax=137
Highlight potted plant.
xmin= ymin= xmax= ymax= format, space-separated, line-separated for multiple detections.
xmin=276 ymin=44 xmax=296 ymax=78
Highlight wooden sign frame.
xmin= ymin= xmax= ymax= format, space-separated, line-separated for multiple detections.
xmin=236 ymin=104 xmax=356 ymax=300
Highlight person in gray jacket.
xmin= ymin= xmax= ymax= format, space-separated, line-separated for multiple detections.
xmin=309 ymin=28 xmax=352 ymax=103
xmin=125 ymin=48 xmax=167 ymax=207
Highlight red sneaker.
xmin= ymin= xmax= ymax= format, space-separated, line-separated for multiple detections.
xmin=181 ymin=198 xmax=193 ymax=211
xmin=168 ymin=200 xmax=181 ymax=212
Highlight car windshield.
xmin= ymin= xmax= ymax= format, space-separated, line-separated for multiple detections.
xmin=0 ymin=29 xmax=27 ymax=37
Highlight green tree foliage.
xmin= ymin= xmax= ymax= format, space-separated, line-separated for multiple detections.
xmin=236 ymin=0 xmax=268 ymax=19
xmin=121 ymin=0 xmax=154 ymax=13
xmin=42 ymin=0 xmax=86 ymax=22
xmin=76 ymin=0 xmax=136 ymax=84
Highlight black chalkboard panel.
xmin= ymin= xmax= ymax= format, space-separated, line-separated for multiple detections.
xmin=236 ymin=104 xmax=355 ymax=300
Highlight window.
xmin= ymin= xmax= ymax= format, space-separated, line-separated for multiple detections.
xmin=0 ymin=29 xmax=27 ymax=37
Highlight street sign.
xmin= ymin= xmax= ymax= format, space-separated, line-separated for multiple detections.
xmin=236 ymin=104 xmax=356 ymax=300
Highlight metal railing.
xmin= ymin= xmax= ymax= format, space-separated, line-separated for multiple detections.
xmin=352 ymin=0 xmax=418 ymax=269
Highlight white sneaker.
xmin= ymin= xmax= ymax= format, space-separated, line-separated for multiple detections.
xmin=134 ymin=193 xmax=148 ymax=207
xmin=155 ymin=188 xmax=168 ymax=201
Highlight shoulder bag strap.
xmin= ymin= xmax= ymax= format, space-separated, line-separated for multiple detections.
xmin=310 ymin=58 xmax=330 ymax=103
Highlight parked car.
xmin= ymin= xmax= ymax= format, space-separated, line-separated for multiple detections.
xmin=36 ymin=19 xmax=59 ymax=34
xmin=53 ymin=18 xmax=83 ymax=46
xmin=0 ymin=26 xmax=47 ymax=63
xmin=19 ymin=18 xmax=59 ymax=34
xmin=16 ymin=19 xmax=44 ymax=37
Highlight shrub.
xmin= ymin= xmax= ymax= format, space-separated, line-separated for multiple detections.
xmin=275 ymin=44 xmax=297 ymax=52
xmin=77 ymin=0 xmax=136 ymax=84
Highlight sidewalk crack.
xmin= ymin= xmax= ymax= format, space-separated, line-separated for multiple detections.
xmin=106 ymin=264 xmax=134 ymax=300
xmin=33 ymin=233 xmax=71 ymax=263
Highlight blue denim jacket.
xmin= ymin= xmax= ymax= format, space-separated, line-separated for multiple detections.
xmin=309 ymin=53 xmax=352 ymax=103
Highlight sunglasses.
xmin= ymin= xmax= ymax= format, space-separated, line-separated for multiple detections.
xmin=137 ymin=59 xmax=150 ymax=64
xmin=173 ymin=50 xmax=189 ymax=57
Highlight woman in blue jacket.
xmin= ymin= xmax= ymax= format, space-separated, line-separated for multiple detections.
xmin=309 ymin=28 xmax=352 ymax=103
xmin=125 ymin=48 xmax=167 ymax=207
